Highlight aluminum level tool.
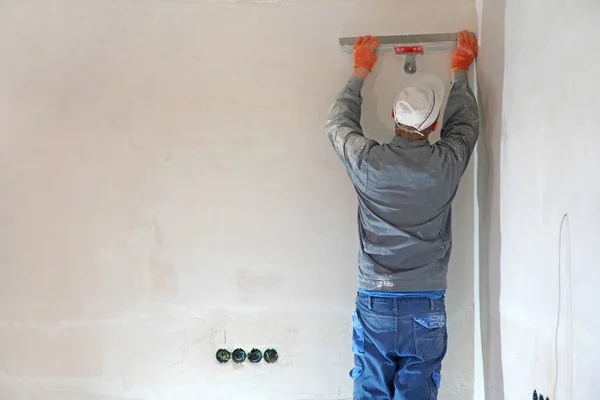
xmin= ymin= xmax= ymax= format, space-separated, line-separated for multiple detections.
xmin=339 ymin=33 xmax=459 ymax=74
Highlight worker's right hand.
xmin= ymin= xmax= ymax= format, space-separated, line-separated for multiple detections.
xmin=353 ymin=36 xmax=380 ymax=72
xmin=451 ymin=31 xmax=478 ymax=71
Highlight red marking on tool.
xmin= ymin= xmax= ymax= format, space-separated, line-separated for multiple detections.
xmin=393 ymin=46 xmax=424 ymax=55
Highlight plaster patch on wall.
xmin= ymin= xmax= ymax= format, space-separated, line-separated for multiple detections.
xmin=116 ymin=219 xmax=178 ymax=304
xmin=149 ymin=222 xmax=178 ymax=302
xmin=235 ymin=268 xmax=284 ymax=302
xmin=0 ymin=0 xmax=477 ymax=398
xmin=0 ymin=373 xmax=157 ymax=400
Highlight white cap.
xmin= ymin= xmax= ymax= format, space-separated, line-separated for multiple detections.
xmin=393 ymin=75 xmax=445 ymax=132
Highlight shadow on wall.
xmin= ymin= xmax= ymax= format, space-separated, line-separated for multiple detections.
xmin=476 ymin=0 xmax=507 ymax=398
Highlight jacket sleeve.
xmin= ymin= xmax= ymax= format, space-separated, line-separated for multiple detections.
xmin=325 ymin=76 xmax=378 ymax=187
xmin=436 ymin=71 xmax=480 ymax=175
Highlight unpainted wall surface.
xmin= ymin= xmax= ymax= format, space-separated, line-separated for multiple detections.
xmin=474 ymin=0 xmax=506 ymax=398
xmin=500 ymin=0 xmax=600 ymax=398
xmin=0 ymin=0 xmax=476 ymax=399
xmin=478 ymin=0 xmax=600 ymax=398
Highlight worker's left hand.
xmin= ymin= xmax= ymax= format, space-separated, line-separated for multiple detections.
xmin=353 ymin=36 xmax=380 ymax=72
xmin=451 ymin=31 xmax=478 ymax=71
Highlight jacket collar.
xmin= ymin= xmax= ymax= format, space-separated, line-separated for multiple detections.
xmin=391 ymin=136 xmax=430 ymax=148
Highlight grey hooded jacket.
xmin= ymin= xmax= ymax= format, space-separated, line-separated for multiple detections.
xmin=325 ymin=71 xmax=479 ymax=292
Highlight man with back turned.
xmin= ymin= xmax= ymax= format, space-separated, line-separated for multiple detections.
xmin=325 ymin=31 xmax=479 ymax=399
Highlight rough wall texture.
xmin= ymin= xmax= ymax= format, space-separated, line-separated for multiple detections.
xmin=474 ymin=0 xmax=506 ymax=398
xmin=478 ymin=0 xmax=600 ymax=398
xmin=500 ymin=0 xmax=600 ymax=398
xmin=0 ymin=0 xmax=476 ymax=399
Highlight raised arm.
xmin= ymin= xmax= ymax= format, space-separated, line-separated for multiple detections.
xmin=437 ymin=31 xmax=480 ymax=173
xmin=325 ymin=36 xmax=380 ymax=185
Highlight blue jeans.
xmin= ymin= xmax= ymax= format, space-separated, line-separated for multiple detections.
xmin=350 ymin=293 xmax=447 ymax=400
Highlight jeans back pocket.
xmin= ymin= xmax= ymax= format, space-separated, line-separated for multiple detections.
xmin=413 ymin=314 xmax=447 ymax=360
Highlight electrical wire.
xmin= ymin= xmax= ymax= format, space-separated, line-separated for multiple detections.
xmin=553 ymin=213 xmax=573 ymax=399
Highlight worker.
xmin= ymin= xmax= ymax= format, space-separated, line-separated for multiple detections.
xmin=324 ymin=31 xmax=479 ymax=399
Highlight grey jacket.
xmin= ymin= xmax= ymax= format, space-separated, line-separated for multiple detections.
xmin=325 ymin=71 xmax=479 ymax=291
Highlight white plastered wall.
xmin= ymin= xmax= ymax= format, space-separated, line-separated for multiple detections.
xmin=0 ymin=1 xmax=477 ymax=399
xmin=476 ymin=0 xmax=600 ymax=399
xmin=474 ymin=0 xmax=506 ymax=398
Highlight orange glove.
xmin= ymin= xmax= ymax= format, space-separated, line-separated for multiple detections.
xmin=353 ymin=36 xmax=380 ymax=72
xmin=451 ymin=31 xmax=478 ymax=71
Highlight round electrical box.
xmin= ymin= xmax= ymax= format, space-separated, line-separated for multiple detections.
xmin=264 ymin=348 xmax=278 ymax=363
xmin=216 ymin=349 xmax=231 ymax=363
xmin=248 ymin=348 xmax=263 ymax=363
xmin=232 ymin=348 xmax=247 ymax=363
